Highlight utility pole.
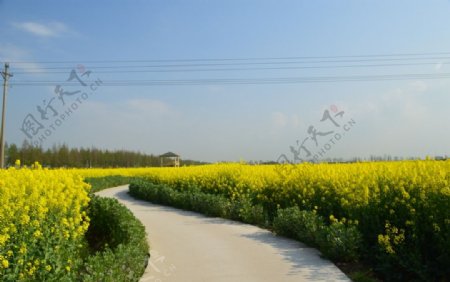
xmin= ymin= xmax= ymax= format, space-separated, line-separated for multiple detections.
xmin=1 ymin=63 xmax=13 ymax=169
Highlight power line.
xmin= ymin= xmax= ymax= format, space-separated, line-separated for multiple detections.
xmin=9 ymin=55 xmax=450 ymax=71
xmin=5 ymin=52 xmax=449 ymax=87
xmin=11 ymin=61 xmax=450 ymax=74
xmin=10 ymin=72 xmax=450 ymax=87
xmin=6 ymin=51 xmax=450 ymax=64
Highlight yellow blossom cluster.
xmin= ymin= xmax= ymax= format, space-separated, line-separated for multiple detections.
xmin=0 ymin=166 xmax=90 ymax=280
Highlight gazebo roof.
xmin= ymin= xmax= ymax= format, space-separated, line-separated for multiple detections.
xmin=160 ymin=151 xmax=179 ymax=158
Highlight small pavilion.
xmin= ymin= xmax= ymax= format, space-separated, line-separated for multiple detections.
xmin=159 ymin=152 xmax=180 ymax=167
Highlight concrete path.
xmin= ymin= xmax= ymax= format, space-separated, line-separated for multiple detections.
xmin=96 ymin=185 xmax=350 ymax=282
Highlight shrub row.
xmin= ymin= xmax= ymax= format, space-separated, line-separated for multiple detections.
xmin=81 ymin=195 xmax=149 ymax=281
xmin=84 ymin=176 xmax=135 ymax=193
xmin=129 ymin=179 xmax=360 ymax=263
xmin=129 ymin=179 xmax=267 ymax=225
xmin=272 ymin=206 xmax=361 ymax=262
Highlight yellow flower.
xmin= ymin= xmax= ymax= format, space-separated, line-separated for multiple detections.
xmin=329 ymin=214 xmax=338 ymax=223
xmin=28 ymin=266 xmax=36 ymax=275
xmin=33 ymin=230 xmax=42 ymax=238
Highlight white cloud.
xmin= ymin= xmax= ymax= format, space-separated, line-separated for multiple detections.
xmin=341 ymin=82 xmax=433 ymax=157
xmin=291 ymin=114 xmax=302 ymax=128
xmin=270 ymin=112 xmax=304 ymax=128
xmin=409 ymin=80 xmax=428 ymax=92
xmin=357 ymin=101 xmax=380 ymax=115
xmin=0 ymin=43 xmax=28 ymax=59
xmin=271 ymin=112 xmax=288 ymax=128
xmin=0 ymin=43 xmax=46 ymax=74
xmin=13 ymin=21 xmax=68 ymax=37
xmin=126 ymin=99 xmax=171 ymax=115
xmin=435 ymin=62 xmax=443 ymax=71
xmin=78 ymin=99 xmax=175 ymax=127
xmin=379 ymin=81 xmax=428 ymax=120
xmin=40 ymin=98 xmax=181 ymax=153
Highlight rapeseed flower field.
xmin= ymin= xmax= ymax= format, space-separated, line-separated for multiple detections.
xmin=1 ymin=160 xmax=448 ymax=280
xmin=0 ymin=165 xmax=90 ymax=280
xmin=81 ymin=160 xmax=449 ymax=279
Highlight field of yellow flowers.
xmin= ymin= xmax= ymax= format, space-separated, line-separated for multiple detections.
xmin=0 ymin=163 xmax=90 ymax=281
xmin=0 ymin=163 xmax=150 ymax=281
xmin=1 ymin=160 xmax=448 ymax=280
xmin=123 ymin=161 xmax=449 ymax=281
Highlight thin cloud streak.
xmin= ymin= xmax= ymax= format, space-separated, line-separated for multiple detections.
xmin=12 ymin=21 xmax=68 ymax=37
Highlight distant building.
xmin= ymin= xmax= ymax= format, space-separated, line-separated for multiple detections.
xmin=159 ymin=152 xmax=180 ymax=167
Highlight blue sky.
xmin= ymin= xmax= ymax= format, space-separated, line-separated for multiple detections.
xmin=1 ymin=0 xmax=450 ymax=162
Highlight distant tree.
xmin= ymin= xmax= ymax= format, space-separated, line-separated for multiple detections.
xmin=5 ymin=143 xmax=19 ymax=166
xmin=4 ymin=141 xmax=203 ymax=168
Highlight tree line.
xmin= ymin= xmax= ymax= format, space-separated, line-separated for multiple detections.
xmin=5 ymin=141 xmax=204 ymax=168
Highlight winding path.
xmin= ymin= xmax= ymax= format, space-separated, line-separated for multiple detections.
xmin=96 ymin=185 xmax=350 ymax=282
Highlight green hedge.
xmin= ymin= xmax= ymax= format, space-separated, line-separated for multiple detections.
xmin=129 ymin=179 xmax=360 ymax=263
xmin=84 ymin=176 xmax=135 ymax=193
xmin=129 ymin=179 xmax=266 ymax=225
xmin=273 ymin=206 xmax=362 ymax=262
xmin=81 ymin=196 xmax=149 ymax=281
